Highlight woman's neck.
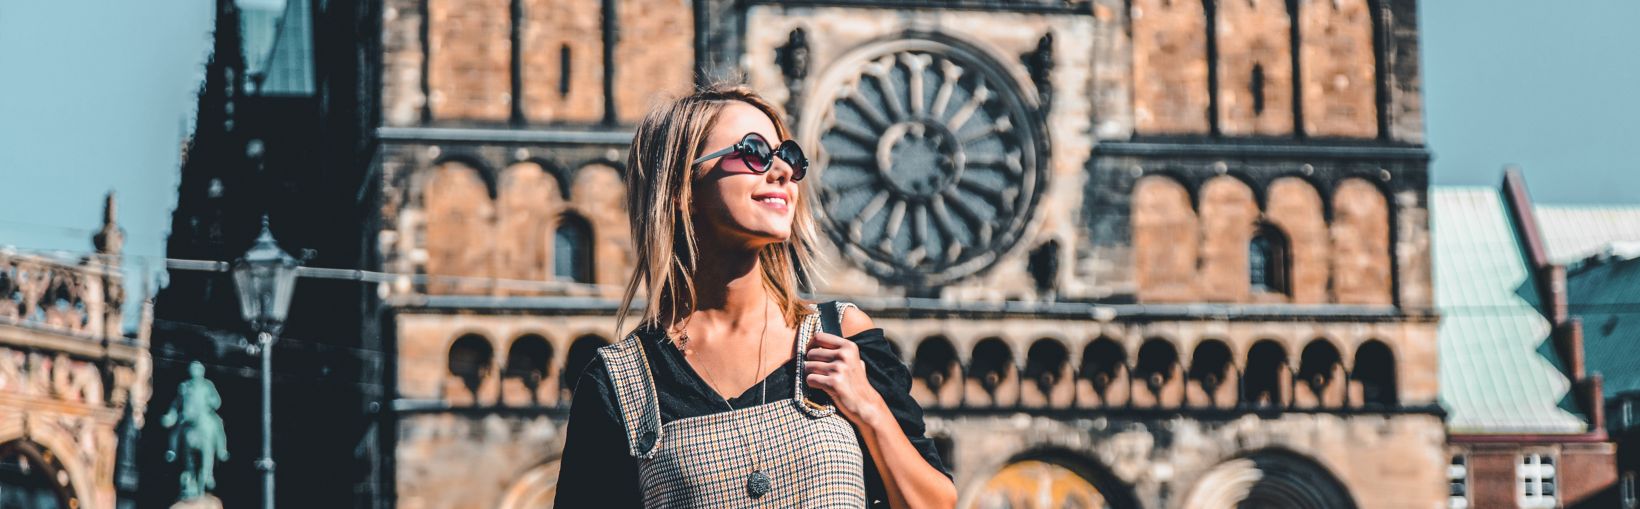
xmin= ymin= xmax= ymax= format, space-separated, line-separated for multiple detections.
xmin=685 ymin=239 xmax=777 ymax=338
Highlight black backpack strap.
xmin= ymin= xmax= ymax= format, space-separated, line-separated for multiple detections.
xmin=819 ymin=300 xmax=844 ymax=337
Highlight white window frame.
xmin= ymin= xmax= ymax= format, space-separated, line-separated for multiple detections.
xmin=1622 ymin=471 xmax=1636 ymax=509
xmin=1517 ymin=452 xmax=1557 ymax=509
xmin=1448 ymin=453 xmax=1469 ymax=509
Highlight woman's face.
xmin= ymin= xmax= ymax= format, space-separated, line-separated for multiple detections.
xmin=692 ymin=101 xmax=800 ymax=250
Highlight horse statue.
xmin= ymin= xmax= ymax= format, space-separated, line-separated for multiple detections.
xmin=162 ymin=361 xmax=229 ymax=501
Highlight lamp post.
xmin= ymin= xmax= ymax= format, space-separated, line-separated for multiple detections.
xmin=233 ymin=215 xmax=300 ymax=509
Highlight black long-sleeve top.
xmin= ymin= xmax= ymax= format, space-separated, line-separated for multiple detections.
xmin=554 ymin=325 xmax=950 ymax=508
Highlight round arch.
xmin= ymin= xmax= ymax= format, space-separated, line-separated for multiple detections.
xmin=497 ymin=460 xmax=561 ymax=509
xmin=1022 ymin=338 xmax=1074 ymax=408
xmin=0 ymin=427 xmax=93 ymax=509
xmin=966 ymin=448 xmax=1140 ymax=509
xmin=912 ymin=336 xmax=963 ymax=408
xmin=1181 ymin=449 xmax=1357 ymax=509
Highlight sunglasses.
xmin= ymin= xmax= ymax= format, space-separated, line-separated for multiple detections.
xmin=693 ymin=132 xmax=809 ymax=181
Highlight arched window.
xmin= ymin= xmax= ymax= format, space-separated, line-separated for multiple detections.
xmin=558 ymin=44 xmax=573 ymax=96
xmin=1079 ymin=338 xmax=1128 ymax=407
xmin=1353 ymin=340 xmax=1397 ymax=408
xmin=1297 ymin=340 xmax=1345 ymax=408
xmin=968 ymin=338 xmax=1018 ymax=407
xmin=911 ymin=336 xmax=962 ymax=407
xmin=1244 ymin=340 xmax=1290 ymax=408
xmin=1249 ymin=224 xmax=1291 ymax=295
xmin=1250 ymin=63 xmax=1267 ymax=115
xmin=448 ymin=334 xmax=495 ymax=402
xmin=554 ymin=214 xmax=594 ymax=283
xmin=1023 ymin=339 xmax=1073 ymax=408
xmin=1188 ymin=340 xmax=1236 ymax=409
xmin=1133 ymin=339 xmax=1183 ymax=408
xmin=503 ymin=334 xmax=553 ymax=405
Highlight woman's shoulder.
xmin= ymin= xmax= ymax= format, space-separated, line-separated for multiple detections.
xmin=816 ymin=300 xmax=877 ymax=337
xmin=571 ymin=353 xmax=612 ymax=393
xmin=837 ymin=302 xmax=877 ymax=338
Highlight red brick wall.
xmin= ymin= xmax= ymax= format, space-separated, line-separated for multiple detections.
xmin=1562 ymin=445 xmax=1618 ymax=507
xmin=1465 ymin=450 xmax=1519 ymax=508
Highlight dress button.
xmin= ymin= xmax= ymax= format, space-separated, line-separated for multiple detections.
xmin=638 ymin=429 xmax=658 ymax=452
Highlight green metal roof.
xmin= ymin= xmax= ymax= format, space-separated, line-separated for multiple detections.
xmin=1433 ymin=187 xmax=1587 ymax=434
xmin=1569 ymin=255 xmax=1640 ymax=399
xmin=1538 ymin=202 xmax=1640 ymax=399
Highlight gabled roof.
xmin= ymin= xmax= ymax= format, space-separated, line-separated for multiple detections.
xmin=1433 ymin=187 xmax=1587 ymax=434
xmin=1569 ymin=255 xmax=1640 ymax=399
xmin=1535 ymin=205 xmax=1640 ymax=264
xmin=1538 ymin=202 xmax=1640 ymax=400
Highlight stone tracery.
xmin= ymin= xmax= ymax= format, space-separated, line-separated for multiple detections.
xmin=806 ymin=39 xmax=1046 ymax=288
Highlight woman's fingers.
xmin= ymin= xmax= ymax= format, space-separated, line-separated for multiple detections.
xmin=808 ymin=332 xmax=858 ymax=361
xmin=809 ymin=331 xmax=849 ymax=349
xmin=805 ymin=361 xmax=829 ymax=377
xmin=806 ymin=360 xmax=856 ymax=380
xmin=805 ymin=347 xmax=842 ymax=362
xmin=805 ymin=372 xmax=835 ymax=390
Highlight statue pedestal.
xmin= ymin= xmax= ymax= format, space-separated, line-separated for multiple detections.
xmin=170 ymin=494 xmax=222 ymax=509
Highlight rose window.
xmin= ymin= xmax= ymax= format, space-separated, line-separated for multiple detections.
xmin=804 ymin=40 xmax=1045 ymax=287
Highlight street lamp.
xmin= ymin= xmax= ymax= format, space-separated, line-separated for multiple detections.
xmin=233 ymin=215 xmax=299 ymax=509
xmin=236 ymin=0 xmax=288 ymax=95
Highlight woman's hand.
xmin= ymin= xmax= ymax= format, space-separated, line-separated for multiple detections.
xmin=804 ymin=331 xmax=891 ymax=429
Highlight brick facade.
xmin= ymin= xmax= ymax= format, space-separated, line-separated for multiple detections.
xmin=374 ymin=1 xmax=1443 ymax=507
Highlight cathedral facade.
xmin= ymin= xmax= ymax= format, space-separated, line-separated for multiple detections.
xmin=373 ymin=0 xmax=1438 ymax=507
xmin=0 ymin=196 xmax=150 ymax=509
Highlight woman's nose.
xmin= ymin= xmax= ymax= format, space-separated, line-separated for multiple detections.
xmin=766 ymin=157 xmax=793 ymax=183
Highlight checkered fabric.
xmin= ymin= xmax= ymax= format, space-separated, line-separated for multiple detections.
xmin=600 ymin=306 xmax=868 ymax=507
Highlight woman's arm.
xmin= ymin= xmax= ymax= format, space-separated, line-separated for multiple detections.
xmin=805 ymin=310 xmax=958 ymax=509
xmin=553 ymin=359 xmax=644 ymax=508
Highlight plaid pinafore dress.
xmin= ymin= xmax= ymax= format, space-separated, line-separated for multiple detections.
xmin=597 ymin=303 xmax=868 ymax=507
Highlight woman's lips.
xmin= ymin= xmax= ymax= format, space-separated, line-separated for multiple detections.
xmin=753 ymin=191 xmax=790 ymax=213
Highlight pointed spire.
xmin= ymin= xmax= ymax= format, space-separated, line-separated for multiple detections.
xmin=94 ymin=191 xmax=125 ymax=259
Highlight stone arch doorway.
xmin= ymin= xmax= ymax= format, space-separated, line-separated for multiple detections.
xmin=497 ymin=460 xmax=560 ymax=509
xmin=1181 ymin=450 xmax=1356 ymax=509
xmin=0 ymin=440 xmax=73 ymax=509
xmin=970 ymin=451 xmax=1137 ymax=509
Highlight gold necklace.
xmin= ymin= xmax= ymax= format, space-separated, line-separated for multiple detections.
xmin=672 ymin=298 xmax=774 ymax=499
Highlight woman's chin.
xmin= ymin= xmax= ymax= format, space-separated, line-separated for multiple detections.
xmin=745 ymin=229 xmax=792 ymax=247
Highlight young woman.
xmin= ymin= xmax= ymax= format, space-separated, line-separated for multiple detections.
xmin=554 ymin=85 xmax=957 ymax=508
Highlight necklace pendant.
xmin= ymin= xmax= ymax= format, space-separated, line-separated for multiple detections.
xmin=746 ymin=470 xmax=772 ymax=499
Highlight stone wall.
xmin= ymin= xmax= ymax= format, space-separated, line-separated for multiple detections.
xmin=1299 ymin=0 xmax=1378 ymax=138
xmin=426 ymin=0 xmax=512 ymax=122
xmin=1215 ymin=0 xmax=1294 ymax=136
xmin=519 ymin=0 xmax=604 ymax=123
xmin=378 ymin=142 xmax=634 ymax=298
xmin=394 ymin=413 xmax=565 ymax=509
xmin=944 ymin=413 xmax=1447 ymax=509
xmin=612 ymin=0 xmax=695 ymax=122
xmin=381 ymin=0 xmax=694 ymax=125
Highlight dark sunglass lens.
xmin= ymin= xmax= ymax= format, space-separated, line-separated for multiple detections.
xmin=777 ymin=141 xmax=808 ymax=181
xmin=739 ymin=135 xmax=773 ymax=172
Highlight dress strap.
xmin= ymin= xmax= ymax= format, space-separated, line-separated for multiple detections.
xmin=793 ymin=304 xmax=840 ymax=418
xmin=597 ymin=333 xmax=664 ymax=459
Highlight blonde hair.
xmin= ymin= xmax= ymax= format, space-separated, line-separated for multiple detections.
xmin=616 ymin=84 xmax=819 ymax=336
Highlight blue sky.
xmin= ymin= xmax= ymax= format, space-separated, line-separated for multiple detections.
xmin=0 ymin=0 xmax=1634 ymax=310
